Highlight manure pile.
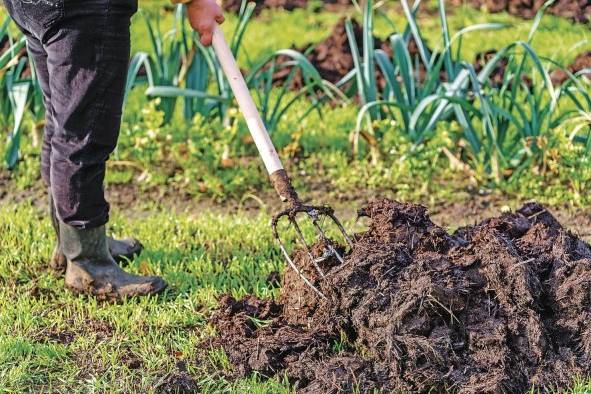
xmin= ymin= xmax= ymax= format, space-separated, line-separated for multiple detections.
xmin=210 ymin=199 xmax=591 ymax=393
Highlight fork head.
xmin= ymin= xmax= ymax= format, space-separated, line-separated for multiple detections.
xmin=268 ymin=169 xmax=354 ymax=298
xmin=271 ymin=203 xmax=354 ymax=299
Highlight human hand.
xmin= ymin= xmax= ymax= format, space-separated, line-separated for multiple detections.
xmin=186 ymin=0 xmax=225 ymax=46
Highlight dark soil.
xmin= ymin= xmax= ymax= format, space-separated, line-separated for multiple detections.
xmin=210 ymin=198 xmax=591 ymax=392
xmin=551 ymin=51 xmax=591 ymax=85
xmin=271 ymin=18 xmax=434 ymax=90
xmin=221 ymin=0 xmax=349 ymax=14
xmin=272 ymin=18 xmax=392 ymax=88
xmin=156 ymin=362 xmax=198 ymax=394
xmin=451 ymin=0 xmax=591 ymax=23
xmin=37 ymin=329 xmax=76 ymax=345
xmin=473 ymin=49 xmax=533 ymax=89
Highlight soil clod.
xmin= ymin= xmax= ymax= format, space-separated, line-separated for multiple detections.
xmin=211 ymin=199 xmax=591 ymax=392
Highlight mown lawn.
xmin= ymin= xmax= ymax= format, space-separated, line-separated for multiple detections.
xmin=0 ymin=202 xmax=294 ymax=392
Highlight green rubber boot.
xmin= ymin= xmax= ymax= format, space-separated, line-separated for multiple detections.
xmin=60 ymin=222 xmax=166 ymax=299
xmin=49 ymin=194 xmax=143 ymax=273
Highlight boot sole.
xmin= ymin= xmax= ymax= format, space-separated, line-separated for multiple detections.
xmin=65 ymin=280 xmax=167 ymax=301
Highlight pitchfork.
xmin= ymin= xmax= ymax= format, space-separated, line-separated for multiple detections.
xmin=212 ymin=26 xmax=354 ymax=298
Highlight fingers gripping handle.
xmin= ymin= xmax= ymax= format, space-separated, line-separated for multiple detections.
xmin=211 ymin=26 xmax=283 ymax=175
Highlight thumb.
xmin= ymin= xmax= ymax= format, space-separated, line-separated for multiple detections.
xmin=200 ymin=31 xmax=213 ymax=46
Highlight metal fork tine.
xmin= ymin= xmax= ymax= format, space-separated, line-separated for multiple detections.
xmin=310 ymin=216 xmax=332 ymax=243
xmin=327 ymin=212 xmax=354 ymax=248
xmin=310 ymin=219 xmax=345 ymax=264
xmin=329 ymin=244 xmax=345 ymax=264
xmin=271 ymin=203 xmax=352 ymax=298
xmin=278 ymin=243 xmax=326 ymax=299
xmin=272 ymin=216 xmax=326 ymax=299
xmin=290 ymin=216 xmax=325 ymax=278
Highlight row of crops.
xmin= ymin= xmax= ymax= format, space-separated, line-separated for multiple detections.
xmin=1 ymin=0 xmax=590 ymax=186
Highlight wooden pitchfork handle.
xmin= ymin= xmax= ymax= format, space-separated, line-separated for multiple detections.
xmin=211 ymin=25 xmax=301 ymax=207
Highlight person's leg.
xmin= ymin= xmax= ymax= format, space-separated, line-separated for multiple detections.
xmin=31 ymin=0 xmax=164 ymax=297
xmin=47 ymin=10 xmax=129 ymax=228
xmin=25 ymin=36 xmax=54 ymax=187
xmin=1 ymin=0 xmax=66 ymax=269
xmin=24 ymin=21 xmax=143 ymax=273
xmin=22 ymin=35 xmax=67 ymax=271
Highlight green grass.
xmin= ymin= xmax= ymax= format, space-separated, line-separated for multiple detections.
xmin=0 ymin=202 xmax=295 ymax=392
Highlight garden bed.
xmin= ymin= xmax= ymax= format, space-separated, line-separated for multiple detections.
xmin=451 ymin=0 xmax=591 ymax=23
xmin=221 ymin=0 xmax=591 ymax=22
xmin=211 ymin=199 xmax=591 ymax=392
xmin=273 ymin=17 xmax=551 ymax=91
xmin=272 ymin=18 xmax=426 ymax=88
xmin=221 ymin=0 xmax=349 ymax=14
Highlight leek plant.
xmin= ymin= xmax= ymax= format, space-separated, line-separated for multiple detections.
xmin=348 ymin=0 xmax=589 ymax=184
xmin=350 ymin=0 xmax=505 ymax=158
xmin=127 ymin=7 xmax=191 ymax=124
xmin=126 ymin=5 xmax=228 ymax=124
xmin=0 ymin=18 xmax=30 ymax=169
xmin=245 ymin=49 xmax=338 ymax=134
xmin=165 ymin=0 xmax=256 ymax=125
xmin=444 ymin=1 xmax=569 ymax=182
xmin=135 ymin=0 xmax=331 ymax=134
xmin=555 ymin=62 xmax=591 ymax=152
xmin=183 ymin=0 xmax=335 ymax=133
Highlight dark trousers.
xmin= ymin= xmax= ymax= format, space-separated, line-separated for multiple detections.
xmin=3 ymin=0 xmax=138 ymax=228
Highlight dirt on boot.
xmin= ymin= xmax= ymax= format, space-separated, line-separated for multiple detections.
xmin=60 ymin=224 xmax=166 ymax=300
xmin=51 ymin=236 xmax=143 ymax=274
xmin=209 ymin=199 xmax=591 ymax=393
